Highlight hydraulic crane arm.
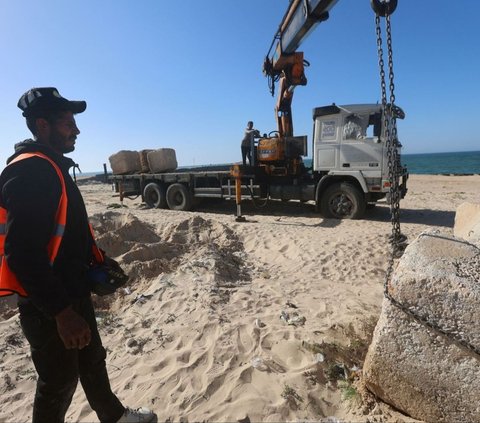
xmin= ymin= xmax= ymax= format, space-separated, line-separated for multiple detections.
xmin=266 ymin=0 xmax=339 ymax=70
xmin=263 ymin=0 xmax=339 ymax=137
xmin=263 ymin=0 xmax=398 ymax=138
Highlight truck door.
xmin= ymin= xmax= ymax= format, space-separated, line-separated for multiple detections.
xmin=313 ymin=116 xmax=341 ymax=170
xmin=339 ymin=112 xmax=384 ymax=176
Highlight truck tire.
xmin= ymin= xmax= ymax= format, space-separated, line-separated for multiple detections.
xmin=166 ymin=183 xmax=192 ymax=211
xmin=320 ymin=182 xmax=366 ymax=219
xmin=143 ymin=182 xmax=167 ymax=209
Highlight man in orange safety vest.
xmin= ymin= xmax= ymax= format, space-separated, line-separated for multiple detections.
xmin=0 ymin=87 xmax=156 ymax=423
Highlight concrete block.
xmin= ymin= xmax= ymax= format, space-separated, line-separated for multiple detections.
xmin=109 ymin=150 xmax=142 ymax=175
xmin=147 ymin=148 xmax=177 ymax=173
xmin=364 ymin=231 xmax=480 ymax=422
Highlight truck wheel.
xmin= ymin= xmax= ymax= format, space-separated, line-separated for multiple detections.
xmin=320 ymin=183 xmax=366 ymax=219
xmin=166 ymin=183 xmax=192 ymax=211
xmin=143 ymin=182 xmax=167 ymax=209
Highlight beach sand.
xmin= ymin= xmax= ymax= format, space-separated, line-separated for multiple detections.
xmin=0 ymin=174 xmax=478 ymax=422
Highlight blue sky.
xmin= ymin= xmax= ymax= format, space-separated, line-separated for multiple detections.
xmin=1 ymin=0 xmax=479 ymax=172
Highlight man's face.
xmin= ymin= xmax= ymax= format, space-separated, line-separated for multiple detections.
xmin=47 ymin=111 xmax=80 ymax=154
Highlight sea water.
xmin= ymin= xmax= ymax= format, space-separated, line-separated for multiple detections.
xmin=303 ymin=151 xmax=480 ymax=175
xmin=402 ymin=151 xmax=480 ymax=175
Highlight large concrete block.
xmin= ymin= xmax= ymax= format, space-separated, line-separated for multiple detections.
xmin=109 ymin=150 xmax=142 ymax=175
xmin=454 ymin=202 xmax=480 ymax=247
xmin=147 ymin=148 xmax=177 ymax=173
xmin=364 ymin=231 xmax=480 ymax=422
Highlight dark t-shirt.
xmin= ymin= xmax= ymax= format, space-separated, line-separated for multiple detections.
xmin=241 ymin=128 xmax=260 ymax=148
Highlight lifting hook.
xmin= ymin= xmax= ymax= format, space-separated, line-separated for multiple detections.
xmin=370 ymin=0 xmax=398 ymax=17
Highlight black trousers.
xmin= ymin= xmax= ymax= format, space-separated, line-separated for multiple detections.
xmin=19 ymin=297 xmax=125 ymax=423
xmin=241 ymin=146 xmax=251 ymax=166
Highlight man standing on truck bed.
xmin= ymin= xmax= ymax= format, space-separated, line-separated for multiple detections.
xmin=0 ymin=87 xmax=156 ymax=423
xmin=241 ymin=120 xmax=260 ymax=166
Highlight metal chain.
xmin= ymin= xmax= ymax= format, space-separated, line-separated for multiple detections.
xmin=385 ymin=14 xmax=403 ymax=254
xmin=376 ymin=13 xmax=480 ymax=357
xmin=375 ymin=14 xmax=402 ymax=291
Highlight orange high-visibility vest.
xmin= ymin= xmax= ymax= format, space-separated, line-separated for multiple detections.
xmin=0 ymin=152 xmax=103 ymax=297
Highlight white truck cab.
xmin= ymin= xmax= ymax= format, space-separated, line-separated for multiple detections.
xmin=312 ymin=104 xmax=408 ymax=218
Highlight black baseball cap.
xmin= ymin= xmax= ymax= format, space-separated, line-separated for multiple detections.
xmin=17 ymin=87 xmax=87 ymax=117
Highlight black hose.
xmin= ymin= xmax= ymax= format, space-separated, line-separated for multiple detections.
xmin=245 ymin=184 xmax=268 ymax=209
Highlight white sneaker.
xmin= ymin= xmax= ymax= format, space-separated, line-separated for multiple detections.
xmin=117 ymin=407 xmax=156 ymax=423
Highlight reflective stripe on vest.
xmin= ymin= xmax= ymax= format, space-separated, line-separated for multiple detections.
xmin=0 ymin=152 xmax=103 ymax=297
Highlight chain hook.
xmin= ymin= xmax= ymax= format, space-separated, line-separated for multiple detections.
xmin=370 ymin=0 xmax=398 ymax=17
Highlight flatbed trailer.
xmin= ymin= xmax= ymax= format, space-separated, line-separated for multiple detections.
xmin=109 ymin=165 xmax=268 ymax=211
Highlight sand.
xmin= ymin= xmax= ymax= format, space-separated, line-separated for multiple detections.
xmin=0 ymin=174 xmax=478 ymax=423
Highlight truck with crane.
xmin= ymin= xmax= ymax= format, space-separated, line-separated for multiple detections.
xmin=109 ymin=0 xmax=407 ymax=220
